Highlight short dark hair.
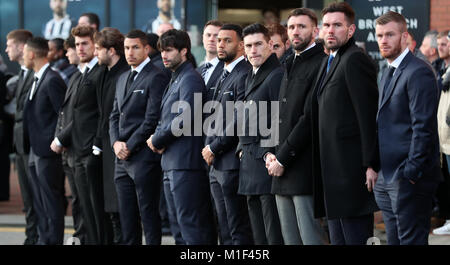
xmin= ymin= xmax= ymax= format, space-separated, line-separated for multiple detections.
xmin=94 ymin=27 xmax=125 ymax=56
xmin=64 ymin=35 xmax=76 ymax=50
xmin=267 ymin=23 xmax=288 ymax=43
xmin=49 ymin=38 xmax=65 ymax=51
xmin=203 ymin=20 xmax=223 ymax=31
xmin=146 ymin=33 xmax=159 ymax=50
xmin=80 ymin=12 xmax=100 ymax=30
xmin=243 ymin=23 xmax=270 ymax=42
xmin=158 ymin=29 xmax=195 ymax=65
xmin=220 ymin=24 xmax=243 ymax=41
xmin=125 ymin=29 xmax=149 ymax=46
xmin=6 ymin=29 xmax=33 ymax=44
xmin=26 ymin=37 xmax=49 ymax=58
xmin=287 ymin=8 xmax=318 ymax=27
xmin=322 ymin=2 xmax=355 ymax=25
xmin=71 ymin=25 xmax=95 ymax=41
xmin=375 ymin=11 xmax=407 ymax=33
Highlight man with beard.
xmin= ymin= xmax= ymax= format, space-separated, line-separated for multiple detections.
xmin=143 ymin=0 xmax=181 ymax=34
xmin=265 ymin=8 xmax=328 ymax=245
xmin=311 ymin=2 xmax=379 ymax=245
xmin=375 ymin=11 xmax=441 ymax=245
xmin=93 ymin=27 xmax=130 ymax=244
xmin=202 ymin=24 xmax=253 ymax=245
xmin=147 ymin=29 xmax=216 ymax=245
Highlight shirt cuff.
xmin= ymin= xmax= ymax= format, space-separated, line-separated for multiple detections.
xmin=54 ymin=137 xmax=63 ymax=147
xmin=207 ymin=145 xmax=214 ymax=155
xmin=92 ymin=145 xmax=102 ymax=155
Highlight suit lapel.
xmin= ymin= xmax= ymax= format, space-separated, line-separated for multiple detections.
xmin=121 ymin=64 xmax=148 ymax=108
xmin=30 ymin=67 xmax=50 ymax=100
xmin=206 ymin=61 xmax=224 ymax=89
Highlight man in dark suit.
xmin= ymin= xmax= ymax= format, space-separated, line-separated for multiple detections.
xmin=51 ymin=25 xmax=107 ymax=244
xmin=110 ymin=29 xmax=168 ymax=245
xmin=374 ymin=11 xmax=442 ymax=245
xmin=92 ymin=27 xmax=129 ymax=245
xmin=147 ymin=29 xmax=216 ymax=245
xmin=51 ymin=35 xmax=86 ymax=244
xmin=311 ymin=2 xmax=379 ymax=245
xmin=147 ymin=33 xmax=172 ymax=78
xmin=5 ymin=29 xmax=38 ymax=245
xmin=234 ymin=23 xmax=283 ymax=245
xmin=22 ymin=37 xmax=66 ymax=245
xmin=197 ymin=20 xmax=225 ymax=102
xmin=265 ymin=8 xmax=328 ymax=245
xmin=202 ymin=24 xmax=253 ymax=245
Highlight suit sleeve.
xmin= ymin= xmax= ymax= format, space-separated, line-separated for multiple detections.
xmin=94 ymin=74 xmax=105 ymax=148
xmin=109 ymin=83 xmax=121 ymax=147
xmin=209 ymin=70 xmax=248 ymax=155
xmin=126 ymin=73 xmax=168 ymax=152
xmin=152 ymin=74 xmax=204 ymax=149
xmin=345 ymin=52 xmax=380 ymax=171
xmin=56 ymin=120 xmax=72 ymax=147
xmin=402 ymin=65 xmax=439 ymax=182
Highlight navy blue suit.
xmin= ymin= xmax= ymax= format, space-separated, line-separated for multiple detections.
xmin=110 ymin=60 xmax=168 ymax=245
xmin=152 ymin=61 xmax=216 ymax=245
xmin=375 ymin=51 xmax=442 ymax=245
xmin=204 ymin=58 xmax=254 ymax=245
xmin=24 ymin=66 xmax=66 ymax=245
xmin=197 ymin=60 xmax=225 ymax=102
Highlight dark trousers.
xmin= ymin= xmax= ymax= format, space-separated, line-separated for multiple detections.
xmin=74 ymin=154 xmax=109 ymax=244
xmin=374 ymin=173 xmax=438 ymax=245
xmin=164 ymin=170 xmax=216 ymax=245
xmin=327 ymin=214 xmax=374 ymax=245
xmin=15 ymin=152 xmax=38 ymax=244
xmin=115 ymin=159 xmax=162 ymax=245
xmin=211 ymin=169 xmax=253 ymax=245
xmin=62 ymin=153 xmax=85 ymax=243
xmin=163 ymin=176 xmax=185 ymax=245
xmin=247 ymin=194 xmax=283 ymax=245
xmin=28 ymin=149 xmax=65 ymax=245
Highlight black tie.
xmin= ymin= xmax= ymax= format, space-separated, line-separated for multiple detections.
xmin=18 ymin=69 xmax=24 ymax=84
xmin=80 ymin=67 xmax=89 ymax=84
xmin=213 ymin=69 xmax=230 ymax=100
xmin=126 ymin=70 xmax=138 ymax=94
xmin=201 ymin=62 xmax=213 ymax=80
xmin=382 ymin=66 xmax=396 ymax=100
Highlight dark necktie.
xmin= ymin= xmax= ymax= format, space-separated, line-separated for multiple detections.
xmin=326 ymin=54 xmax=334 ymax=73
xmin=18 ymin=69 xmax=24 ymax=84
xmin=80 ymin=66 xmax=90 ymax=84
xmin=201 ymin=62 xmax=213 ymax=81
xmin=382 ymin=66 xmax=396 ymax=100
xmin=125 ymin=70 xmax=138 ymax=94
xmin=213 ymin=69 xmax=230 ymax=100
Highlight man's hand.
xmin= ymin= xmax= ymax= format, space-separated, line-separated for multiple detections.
xmin=202 ymin=145 xmax=215 ymax=166
xmin=365 ymin=167 xmax=378 ymax=192
xmin=267 ymin=159 xmax=285 ymax=177
xmin=147 ymin=135 xmax=165 ymax=154
xmin=113 ymin=141 xmax=130 ymax=160
xmin=50 ymin=139 xmax=63 ymax=154
xmin=265 ymin=152 xmax=276 ymax=169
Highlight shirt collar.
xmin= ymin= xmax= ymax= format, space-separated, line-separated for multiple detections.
xmin=21 ymin=65 xmax=29 ymax=75
xmin=83 ymin=57 xmax=98 ymax=73
xmin=205 ymin=56 xmax=219 ymax=67
xmin=295 ymin=42 xmax=316 ymax=56
xmin=34 ymin=63 xmax=50 ymax=80
xmin=388 ymin=48 xmax=410 ymax=69
xmin=330 ymin=49 xmax=338 ymax=58
xmin=225 ymin=55 xmax=244 ymax=73
xmin=131 ymin=57 xmax=151 ymax=73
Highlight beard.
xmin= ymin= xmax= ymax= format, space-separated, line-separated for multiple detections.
xmin=380 ymin=38 xmax=403 ymax=60
xmin=292 ymin=34 xmax=312 ymax=52
xmin=218 ymin=50 xmax=237 ymax=64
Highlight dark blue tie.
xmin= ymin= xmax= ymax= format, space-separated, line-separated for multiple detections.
xmin=382 ymin=66 xmax=396 ymax=100
xmin=326 ymin=54 xmax=334 ymax=73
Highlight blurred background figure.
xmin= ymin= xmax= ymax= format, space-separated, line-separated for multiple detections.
xmin=143 ymin=0 xmax=181 ymax=34
xmin=262 ymin=8 xmax=280 ymax=26
xmin=78 ymin=13 xmax=101 ymax=32
xmin=43 ymin=0 xmax=74 ymax=40
xmin=48 ymin=38 xmax=77 ymax=85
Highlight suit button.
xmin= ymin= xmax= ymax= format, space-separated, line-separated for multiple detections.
xmin=282 ymin=98 xmax=287 ymax=102
xmin=249 ymin=100 xmax=253 ymax=105
xmin=279 ymin=119 xmax=282 ymax=124
xmin=61 ymin=112 xmax=64 ymax=115
xmin=289 ymin=150 xmax=295 ymax=156
xmin=121 ymin=113 xmax=124 ymax=116
xmin=243 ymin=100 xmax=247 ymax=104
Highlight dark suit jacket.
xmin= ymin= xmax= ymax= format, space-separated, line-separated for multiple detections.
xmin=272 ymin=43 xmax=326 ymax=196
xmin=13 ymin=68 xmax=34 ymax=155
xmin=205 ymin=58 xmax=251 ymax=171
xmin=56 ymin=70 xmax=81 ymax=140
xmin=152 ymin=61 xmax=206 ymax=171
xmin=24 ymin=67 xmax=66 ymax=157
xmin=59 ymin=62 xmax=106 ymax=157
xmin=197 ymin=60 xmax=225 ymax=102
xmin=110 ymin=60 xmax=168 ymax=161
xmin=311 ymin=38 xmax=379 ymax=219
xmin=236 ymin=53 xmax=283 ymax=195
xmin=377 ymin=51 xmax=441 ymax=184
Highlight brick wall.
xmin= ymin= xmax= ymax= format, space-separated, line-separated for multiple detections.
xmin=430 ymin=0 xmax=450 ymax=31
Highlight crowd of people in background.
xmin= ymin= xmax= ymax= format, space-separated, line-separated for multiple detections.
xmin=0 ymin=1 xmax=449 ymax=245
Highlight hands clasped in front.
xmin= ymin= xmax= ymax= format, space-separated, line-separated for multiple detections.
xmin=265 ymin=152 xmax=284 ymax=177
xmin=146 ymin=135 xmax=165 ymax=155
